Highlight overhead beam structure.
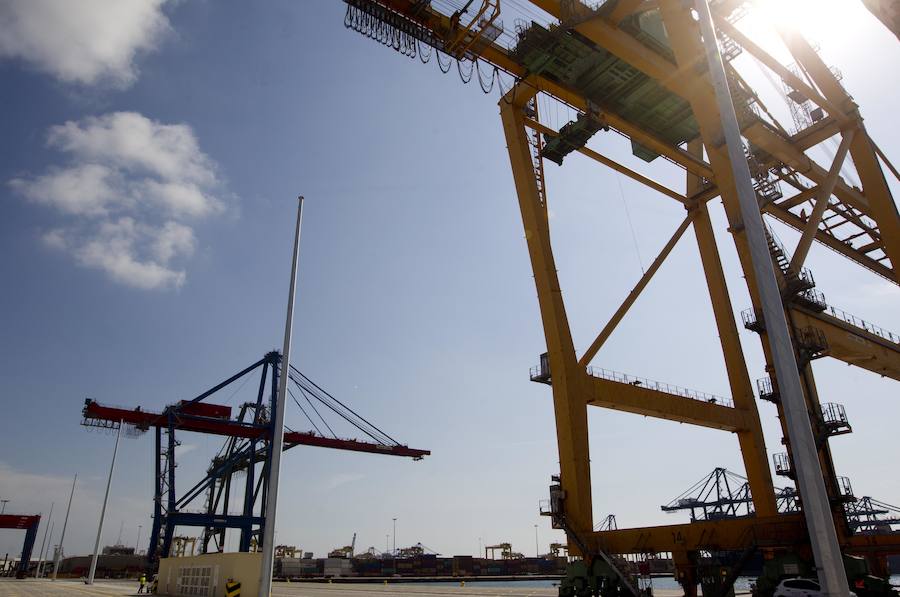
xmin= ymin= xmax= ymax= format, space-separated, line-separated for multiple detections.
xmin=336 ymin=0 xmax=900 ymax=592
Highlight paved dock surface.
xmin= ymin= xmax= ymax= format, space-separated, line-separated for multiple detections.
xmin=0 ymin=580 xmax=135 ymax=597
xmin=0 ymin=579 xmax=696 ymax=597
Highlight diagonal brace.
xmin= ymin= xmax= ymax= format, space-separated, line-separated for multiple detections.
xmin=579 ymin=213 xmax=694 ymax=367
xmin=789 ymin=129 xmax=856 ymax=273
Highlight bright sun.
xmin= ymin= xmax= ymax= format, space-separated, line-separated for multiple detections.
xmin=738 ymin=0 xmax=872 ymax=57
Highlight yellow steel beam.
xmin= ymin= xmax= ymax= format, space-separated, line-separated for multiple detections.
xmin=500 ymin=88 xmax=594 ymax=544
xmin=589 ymin=513 xmax=900 ymax=556
xmin=777 ymin=32 xmax=900 ymax=272
xmin=687 ymin=140 xmax=778 ymax=517
xmin=578 ymin=215 xmax=693 ymax=367
xmin=592 ymin=514 xmax=807 ymax=554
xmin=537 ymin=0 xmax=892 ymax=279
xmin=763 ymin=203 xmax=894 ymax=281
xmin=789 ymin=129 xmax=856 ymax=273
xmin=523 ymin=117 xmax=688 ymax=203
xmin=790 ymin=307 xmax=900 ymax=380
xmin=775 ymin=186 xmax=820 ymax=211
xmin=391 ymin=0 xmax=717 ymax=180
xmin=383 ymin=0 xmax=890 ymax=279
xmin=712 ymin=17 xmax=850 ymax=124
xmin=608 ymin=0 xmax=655 ymax=24
xmin=793 ymin=118 xmax=842 ymax=152
xmin=873 ymin=140 xmax=900 ymax=183
xmin=847 ymin=532 xmax=900 ymax=555
xmin=586 ymin=374 xmax=749 ymax=432
xmin=743 ymin=122 xmax=869 ymax=212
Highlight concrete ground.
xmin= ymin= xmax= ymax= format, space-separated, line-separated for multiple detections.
xmin=0 ymin=579 xmax=137 ymax=597
xmin=0 ymin=579 xmax=699 ymax=597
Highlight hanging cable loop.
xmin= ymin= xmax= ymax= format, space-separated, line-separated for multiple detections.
xmin=476 ymin=61 xmax=497 ymax=94
xmin=436 ymin=49 xmax=452 ymax=74
xmin=457 ymin=58 xmax=474 ymax=84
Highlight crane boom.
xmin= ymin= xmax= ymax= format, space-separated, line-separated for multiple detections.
xmin=82 ymin=399 xmax=429 ymax=459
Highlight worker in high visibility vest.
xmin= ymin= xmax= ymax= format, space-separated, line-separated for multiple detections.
xmin=137 ymin=573 xmax=147 ymax=594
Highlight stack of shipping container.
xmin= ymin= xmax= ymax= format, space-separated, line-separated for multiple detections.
xmin=273 ymin=554 xmax=567 ymax=579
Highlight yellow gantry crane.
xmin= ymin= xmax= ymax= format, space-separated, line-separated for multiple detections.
xmin=337 ymin=0 xmax=900 ymax=594
xmin=485 ymin=542 xmax=524 ymax=560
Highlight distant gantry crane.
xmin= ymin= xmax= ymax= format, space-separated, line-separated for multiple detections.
xmin=0 ymin=513 xmax=40 ymax=578
xmin=485 ymin=542 xmax=524 ymax=560
xmin=82 ymin=350 xmax=428 ymax=562
xmin=333 ymin=0 xmax=900 ymax=594
xmin=328 ymin=533 xmax=357 ymax=558
xmin=659 ymin=467 xmax=900 ymax=528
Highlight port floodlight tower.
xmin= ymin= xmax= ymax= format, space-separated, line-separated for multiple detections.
xmin=335 ymin=0 xmax=900 ymax=595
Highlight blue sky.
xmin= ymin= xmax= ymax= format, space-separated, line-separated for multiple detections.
xmin=0 ymin=0 xmax=897 ymax=561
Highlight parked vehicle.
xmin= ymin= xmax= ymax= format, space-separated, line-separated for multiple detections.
xmin=774 ymin=577 xmax=858 ymax=597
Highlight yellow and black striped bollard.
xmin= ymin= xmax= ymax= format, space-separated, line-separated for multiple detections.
xmin=225 ymin=579 xmax=241 ymax=597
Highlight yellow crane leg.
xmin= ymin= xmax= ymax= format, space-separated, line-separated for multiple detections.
xmin=499 ymin=89 xmax=593 ymax=549
xmin=686 ymin=141 xmax=778 ymax=517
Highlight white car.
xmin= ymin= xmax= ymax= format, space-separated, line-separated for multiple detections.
xmin=774 ymin=578 xmax=857 ymax=597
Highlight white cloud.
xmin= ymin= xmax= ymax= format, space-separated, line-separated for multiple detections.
xmin=11 ymin=112 xmax=225 ymax=290
xmin=153 ymin=221 xmax=195 ymax=262
xmin=48 ymin=112 xmax=219 ymax=189
xmin=10 ymin=163 xmax=120 ymax=217
xmin=0 ymin=0 xmax=171 ymax=87
xmin=139 ymin=179 xmax=218 ymax=218
xmin=72 ymin=217 xmax=189 ymax=290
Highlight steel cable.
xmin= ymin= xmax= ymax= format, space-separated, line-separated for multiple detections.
xmin=290 ymin=374 xmax=394 ymax=446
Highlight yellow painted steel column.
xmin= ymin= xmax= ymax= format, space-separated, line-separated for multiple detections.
xmin=500 ymin=91 xmax=593 ymax=548
xmin=686 ymin=141 xmax=778 ymax=517
xmin=663 ymin=3 xmax=849 ymax=590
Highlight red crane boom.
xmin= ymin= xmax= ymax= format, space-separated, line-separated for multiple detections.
xmin=82 ymin=399 xmax=430 ymax=459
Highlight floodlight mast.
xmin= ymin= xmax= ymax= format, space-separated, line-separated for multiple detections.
xmin=258 ymin=196 xmax=304 ymax=596
xmin=87 ymin=419 xmax=123 ymax=585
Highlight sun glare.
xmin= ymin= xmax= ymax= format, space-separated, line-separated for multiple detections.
xmin=739 ymin=0 xmax=872 ymax=57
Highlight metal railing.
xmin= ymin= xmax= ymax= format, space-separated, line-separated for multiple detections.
xmin=756 ymin=376 xmax=778 ymax=402
xmin=741 ymin=307 xmax=763 ymax=330
xmin=796 ymin=288 xmax=827 ymax=310
xmin=529 ymin=364 xmax=550 ymax=382
xmin=538 ymin=499 xmax=552 ymax=516
xmin=773 ymin=452 xmax=792 ymax=476
xmin=586 ymin=367 xmax=734 ymax=408
xmin=824 ymin=305 xmax=899 ymax=344
xmin=837 ymin=476 xmax=855 ymax=500
xmin=820 ymin=402 xmax=848 ymax=427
